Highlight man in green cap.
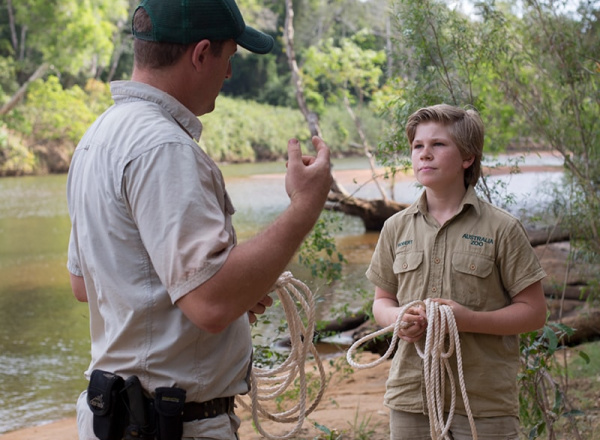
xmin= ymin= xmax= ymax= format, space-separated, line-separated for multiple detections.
xmin=66 ymin=0 xmax=332 ymax=438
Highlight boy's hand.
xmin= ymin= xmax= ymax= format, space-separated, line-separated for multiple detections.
xmin=432 ymin=298 xmax=471 ymax=332
xmin=398 ymin=305 xmax=427 ymax=342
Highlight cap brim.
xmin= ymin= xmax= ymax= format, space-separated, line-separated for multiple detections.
xmin=235 ymin=26 xmax=274 ymax=54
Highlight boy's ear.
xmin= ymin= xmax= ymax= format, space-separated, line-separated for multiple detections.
xmin=462 ymin=155 xmax=475 ymax=169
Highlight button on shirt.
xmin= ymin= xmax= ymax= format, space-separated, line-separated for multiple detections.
xmin=366 ymin=186 xmax=546 ymax=417
xmin=67 ymin=81 xmax=252 ymax=406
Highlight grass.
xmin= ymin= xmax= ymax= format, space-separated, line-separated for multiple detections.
xmin=540 ymin=340 xmax=600 ymax=440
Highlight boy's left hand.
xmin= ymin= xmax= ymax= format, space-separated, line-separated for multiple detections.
xmin=431 ymin=298 xmax=471 ymax=332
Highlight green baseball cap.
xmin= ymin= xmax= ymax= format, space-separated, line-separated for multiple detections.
xmin=132 ymin=0 xmax=274 ymax=54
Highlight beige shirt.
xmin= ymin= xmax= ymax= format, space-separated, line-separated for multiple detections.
xmin=67 ymin=81 xmax=252 ymax=424
xmin=367 ymin=186 xmax=546 ymax=417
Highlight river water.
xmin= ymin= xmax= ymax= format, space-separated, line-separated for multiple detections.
xmin=0 ymin=154 xmax=563 ymax=434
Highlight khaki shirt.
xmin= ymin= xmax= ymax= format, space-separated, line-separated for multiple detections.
xmin=67 ymin=82 xmax=251 ymax=437
xmin=367 ymin=186 xmax=546 ymax=417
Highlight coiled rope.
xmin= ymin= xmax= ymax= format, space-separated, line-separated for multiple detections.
xmin=236 ymin=271 xmax=327 ymax=440
xmin=346 ymin=299 xmax=477 ymax=440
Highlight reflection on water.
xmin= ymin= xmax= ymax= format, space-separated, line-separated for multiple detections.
xmin=0 ymin=156 xmax=563 ymax=434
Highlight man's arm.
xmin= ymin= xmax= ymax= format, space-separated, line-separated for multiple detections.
xmin=70 ymin=273 xmax=88 ymax=302
xmin=176 ymin=136 xmax=332 ymax=333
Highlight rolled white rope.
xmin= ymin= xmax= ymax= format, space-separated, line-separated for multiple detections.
xmin=236 ymin=271 xmax=327 ymax=440
xmin=346 ymin=298 xmax=477 ymax=440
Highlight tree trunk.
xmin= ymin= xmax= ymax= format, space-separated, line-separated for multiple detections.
xmin=342 ymin=96 xmax=389 ymax=201
xmin=6 ymin=0 xmax=18 ymax=55
xmin=284 ymin=0 xmax=321 ymax=139
xmin=0 ymin=62 xmax=49 ymax=116
xmin=284 ymin=0 xmax=409 ymax=230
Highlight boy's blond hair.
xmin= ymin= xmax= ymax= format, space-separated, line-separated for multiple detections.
xmin=406 ymin=104 xmax=484 ymax=188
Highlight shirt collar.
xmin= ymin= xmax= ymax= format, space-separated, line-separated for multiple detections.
xmin=110 ymin=81 xmax=203 ymax=141
xmin=410 ymin=185 xmax=481 ymax=217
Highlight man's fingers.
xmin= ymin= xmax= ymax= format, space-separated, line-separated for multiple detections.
xmin=287 ymin=138 xmax=302 ymax=162
xmin=311 ymin=136 xmax=330 ymax=162
xmin=301 ymin=155 xmax=316 ymax=166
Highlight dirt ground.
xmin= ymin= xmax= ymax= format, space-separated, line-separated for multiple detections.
xmin=0 ymin=353 xmax=391 ymax=440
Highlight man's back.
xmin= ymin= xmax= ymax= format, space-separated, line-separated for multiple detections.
xmin=67 ymin=81 xmax=252 ymax=402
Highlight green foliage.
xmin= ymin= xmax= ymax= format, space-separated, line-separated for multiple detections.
xmin=12 ymin=76 xmax=111 ymax=148
xmin=226 ymin=53 xmax=295 ymax=107
xmin=199 ymin=95 xmax=310 ymax=162
xmin=302 ymin=31 xmax=387 ymax=110
xmin=7 ymin=0 xmax=129 ymax=75
xmin=319 ymin=105 xmax=387 ymax=159
xmin=0 ymin=122 xmax=35 ymax=176
xmin=348 ymin=406 xmax=379 ymax=440
xmin=481 ymin=0 xmax=600 ymax=257
xmin=1 ymin=86 xmax=381 ymax=174
xmin=0 ymin=56 xmax=18 ymax=102
xmin=199 ymin=96 xmax=375 ymax=163
xmin=312 ymin=403 xmax=380 ymax=439
xmin=519 ymin=323 xmax=585 ymax=439
xmin=313 ymin=422 xmax=343 ymax=440
xmin=298 ymin=213 xmax=348 ymax=284
xmin=381 ymin=0 xmax=523 ymax=157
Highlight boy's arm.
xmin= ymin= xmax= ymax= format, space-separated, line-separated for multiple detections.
xmin=436 ymin=280 xmax=547 ymax=335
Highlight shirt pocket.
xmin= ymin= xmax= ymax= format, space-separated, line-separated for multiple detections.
xmin=393 ymin=251 xmax=424 ymax=298
xmin=451 ymin=252 xmax=494 ymax=309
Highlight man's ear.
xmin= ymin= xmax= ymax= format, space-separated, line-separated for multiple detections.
xmin=191 ymin=40 xmax=211 ymax=71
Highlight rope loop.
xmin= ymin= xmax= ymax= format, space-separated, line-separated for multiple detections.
xmin=346 ymin=299 xmax=477 ymax=440
xmin=236 ymin=271 xmax=327 ymax=440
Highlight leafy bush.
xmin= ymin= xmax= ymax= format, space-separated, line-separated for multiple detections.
xmin=1 ymin=79 xmax=386 ymax=173
xmin=199 ymin=95 xmax=309 ymax=162
xmin=0 ymin=123 xmax=36 ymax=176
xmin=199 ymin=96 xmax=379 ymax=162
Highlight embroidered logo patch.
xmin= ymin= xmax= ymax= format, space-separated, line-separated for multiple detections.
xmin=462 ymin=233 xmax=494 ymax=247
xmin=397 ymin=240 xmax=413 ymax=248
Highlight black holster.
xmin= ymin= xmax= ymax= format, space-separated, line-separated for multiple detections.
xmin=87 ymin=370 xmax=127 ymax=440
xmin=87 ymin=370 xmax=186 ymax=440
xmin=123 ymin=375 xmax=155 ymax=440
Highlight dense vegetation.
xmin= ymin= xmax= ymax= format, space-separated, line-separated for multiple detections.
xmin=1 ymin=0 xmax=599 ymax=437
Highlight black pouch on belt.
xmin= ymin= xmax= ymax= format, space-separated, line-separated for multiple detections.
xmin=87 ymin=369 xmax=127 ymax=440
xmin=122 ymin=375 xmax=155 ymax=439
xmin=154 ymin=386 xmax=186 ymax=440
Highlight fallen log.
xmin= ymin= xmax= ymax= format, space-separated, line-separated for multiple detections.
xmin=326 ymin=191 xmax=408 ymax=231
xmin=526 ymin=226 xmax=571 ymax=247
xmin=553 ymin=308 xmax=600 ymax=346
xmin=543 ymin=284 xmax=591 ymax=301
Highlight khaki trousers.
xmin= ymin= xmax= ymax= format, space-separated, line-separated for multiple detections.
xmin=390 ymin=410 xmax=520 ymax=440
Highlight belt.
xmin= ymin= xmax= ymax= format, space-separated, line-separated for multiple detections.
xmin=182 ymin=396 xmax=235 ymax=422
